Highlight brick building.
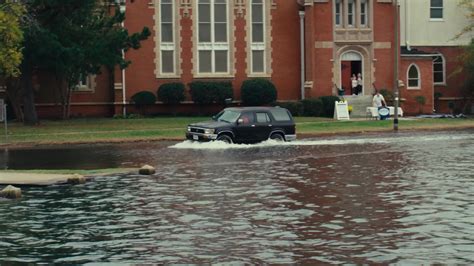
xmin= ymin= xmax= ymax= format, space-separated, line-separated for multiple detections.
xmin=31 ymin=0 xmax=471 ymax=118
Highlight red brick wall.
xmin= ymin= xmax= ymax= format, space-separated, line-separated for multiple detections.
xmin=400 ymin=58 xmax=434 ymax=115
xmin=373 ymin=2 xmax=396 ymax=92
xmin=413 ymin=46 xmax=468 ymax=113
xmin=312 ymin=1 xmax=334 ymax=97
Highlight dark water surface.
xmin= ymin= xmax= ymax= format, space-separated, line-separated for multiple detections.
xmin=0 ymin=130 xmax=473 ymax=264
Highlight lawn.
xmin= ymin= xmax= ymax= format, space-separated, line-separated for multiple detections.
xmin=0 ymin=116 xmax=473 ymax=146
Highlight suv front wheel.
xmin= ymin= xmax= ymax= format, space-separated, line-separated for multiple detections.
xmin=217 ymin=134 xmax=233 ymax=144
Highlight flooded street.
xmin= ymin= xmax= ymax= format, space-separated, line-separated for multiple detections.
xmin=1 ymin=130 xmax=473 ymax=264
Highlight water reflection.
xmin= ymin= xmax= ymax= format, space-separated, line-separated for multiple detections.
xmin=0 ymin=130 xmax=473 ymax=264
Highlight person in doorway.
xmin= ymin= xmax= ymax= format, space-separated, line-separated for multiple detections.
xmin=351 ymin=74 xmax=358 ymax=95
xmin=357 ymin=73 xmax=363 ymax=95
xmin=372 ymin=91 xmax=386 ymax=108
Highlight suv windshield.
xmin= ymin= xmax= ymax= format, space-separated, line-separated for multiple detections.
xmin=215 ymin=110 xmax=241 ymax=123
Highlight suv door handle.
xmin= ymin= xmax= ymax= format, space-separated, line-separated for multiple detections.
xmin=251 ymin=125 xmax=255 ymax=127
xmin=268 ymin=125 xmax=272 ymax=127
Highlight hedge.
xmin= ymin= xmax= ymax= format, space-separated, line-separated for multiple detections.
xmin=241 ymin=78 xmax=277 ymax=106
xmin=319 ymin=96 xmax=340 ymax=117
xmin=301 ymin=98 xmax=324 ymax=116
xmin=189 ymin=81 xmax=233 ymax=104
xmin=157 ymin=82 xmax=186 ymax=104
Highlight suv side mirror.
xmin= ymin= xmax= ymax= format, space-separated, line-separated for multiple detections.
xmin=212 ymin=115 xmax=217 ymax=121
xmin=237 ymin=118 xmax=243 ymax=125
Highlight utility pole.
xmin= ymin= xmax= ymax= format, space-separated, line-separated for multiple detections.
xmin=393 ymin=0 xmax=400 ymax=131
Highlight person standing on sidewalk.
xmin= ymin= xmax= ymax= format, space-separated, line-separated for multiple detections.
xmin=357 ymin=73 xmax=363 ymax=95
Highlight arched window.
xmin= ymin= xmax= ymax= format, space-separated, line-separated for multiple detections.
xmin=408 ymin=64 xmax=420 ymax=89
xmin=433 ymin=55 xmax=445 ymax=84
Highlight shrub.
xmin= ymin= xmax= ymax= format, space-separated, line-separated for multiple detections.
xmin=130 ymin=91 xmax=157 ymax=115
xmin=189 ymin=81 xmax=233 ymax=104
xmin=319 ymin=96 xmax=340 ymax=117
xmin=275 ymin=101 xmax=304 ymax=116
xmin=301 ymin=98 xmax=323 ymax=116
xmin=241 ymin=78 xmax=277 ymax=106
xmin=157 ymin=82 xmax=186 ymax=104
xmin=131 ymin=91 xmax=156 ymax=105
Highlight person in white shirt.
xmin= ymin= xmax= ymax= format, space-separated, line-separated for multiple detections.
xmin=357 ymin=73 xmax=363 ymax=95
xmin=372 ymin=91 xmax=386 ymax=108
xmin=351 ymin=74 xmax=358 ymax=95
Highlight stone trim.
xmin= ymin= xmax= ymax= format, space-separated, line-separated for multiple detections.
xmin=373 ymin=42 xmax=392 ymax=49
xmin=315 ymin=41 xmax=334 ymax=48
xmin=333 ymin=45 xmax=375 ymax=95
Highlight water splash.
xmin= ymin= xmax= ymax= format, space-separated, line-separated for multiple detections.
xmin=169 ymin=133 xmax=473 ymax=150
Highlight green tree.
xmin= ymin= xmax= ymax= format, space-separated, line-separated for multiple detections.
xmin=14 ymin=0 xmax=150 ymax=124
xmin=0 ymin=2 xmax=24 ymax=78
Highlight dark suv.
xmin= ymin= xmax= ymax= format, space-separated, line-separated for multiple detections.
xmin=185 ymin=107 xmax=296 ymax=144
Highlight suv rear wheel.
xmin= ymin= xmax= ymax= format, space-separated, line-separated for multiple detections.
xmin=270 ymin=132 xmax=285 ymax=142
xmin=217 ymin=134 xmax=233 ymax=144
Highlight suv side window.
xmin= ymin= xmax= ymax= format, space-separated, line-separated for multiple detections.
xmin=270 ymin=109 xmax=292 ymax=121
xmin=256 ymin=112 xmax=271 ymax=123
xmin=239 ymin=112 xmax=254 ymax=125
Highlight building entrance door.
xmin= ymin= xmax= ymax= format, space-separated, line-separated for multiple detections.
xmin=340 ymin=51 xmax=363 ymax=95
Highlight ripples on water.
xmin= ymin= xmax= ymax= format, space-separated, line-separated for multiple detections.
xmin=0 ymin=131 xmax=473 ymax=264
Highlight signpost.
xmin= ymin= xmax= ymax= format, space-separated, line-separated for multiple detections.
xmin=334 ymin=101 xmax=350 ymax=120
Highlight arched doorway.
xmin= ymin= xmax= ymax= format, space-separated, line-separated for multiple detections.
xmin=340 ymin=51 xmax=363 ymax=95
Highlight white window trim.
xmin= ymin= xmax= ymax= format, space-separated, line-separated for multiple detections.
xmin=407 ymin=64 xmax=421 ymax=90
xmin=159 ymin=0 xmax=175 ymax=75
xmin=196 ymin=0 xmax=231 ymax=76
xmin=335 ymin=0 xmax=343 ymax=27
xmin=74 ymin=75 xmax=95 ymax=92
xmin=429 ymin=0 xmax=443 ymax=20
xmin=433 ymin=54 xmax=446 ymax=86
xmin=360 ymin=0 xmax=368 ymax=27
xmin=250 ymin=0 xmax=266 ymax=75
xmin=155 ymin=0 xmax=180 ymax=78
xmin=246 ymin=0 xmax=271 ymax=77
xmin=347 ymin=0 xmax=355 ymax=27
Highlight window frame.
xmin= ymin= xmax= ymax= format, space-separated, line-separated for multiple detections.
xmin=407 ymin=64 xmax=421 ymax=90
xmin=433 ymin=55 xmax=445 ymax=85
xmin=430 ymin=0 xmax=443 ymax=20
xmin=196 ymin=0 xmax=230 ymax=75
xmin=360 ymin=0 xmax=368 ymax=27
xmin=250 ymin=0 xmax=266 ymax=74
xmin=73 ymin=74 xmax=93 ymax=92
xmin=347 ymin=0 xmax=355 ymax=27
xmin=335 ymin=0 xmax=343 ymax=27
xmin=158 ymin=0 xmax=177 ymax=76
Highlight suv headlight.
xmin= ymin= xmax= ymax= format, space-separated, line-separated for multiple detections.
xmin=187 ymin=127 xmax=191 ymax=132
xmin=204 ymin=128 xmax=215 ymax=134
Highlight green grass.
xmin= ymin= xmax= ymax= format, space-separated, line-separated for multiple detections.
xmin=0 ymin=116 xmax=473 ymax=145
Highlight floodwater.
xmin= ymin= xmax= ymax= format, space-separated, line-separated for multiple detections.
xmin=0 ymin=130 xmax=473 ymax=264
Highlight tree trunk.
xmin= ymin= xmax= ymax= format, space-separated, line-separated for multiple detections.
xmin=20 ymin=63 xmax=39 ymax=125
xmin=5 ymin=78 xmax=24 ymax=122
xmin=54 ymin=74 xmax=67 ymax=120
xmin=65 ymin=84 xmax=72 ymax=119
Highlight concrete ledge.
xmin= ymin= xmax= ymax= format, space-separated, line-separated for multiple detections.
xmin=0 ymin=172 xmax=91 ymax=186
